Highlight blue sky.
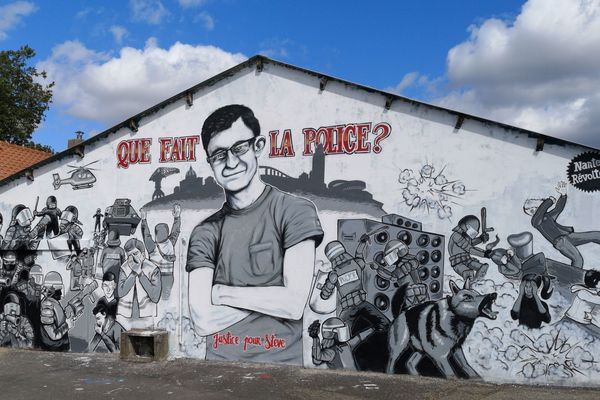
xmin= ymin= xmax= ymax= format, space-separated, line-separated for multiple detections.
xmin=3 ymin=0 xmax=600 ymax=151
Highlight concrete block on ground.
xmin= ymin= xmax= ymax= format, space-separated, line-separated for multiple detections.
xmin=120 ymin=329 xmax=169 ymax=362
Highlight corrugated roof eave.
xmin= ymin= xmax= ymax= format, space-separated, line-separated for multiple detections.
xmin=0 ymin=55 xmax=596 ymax=186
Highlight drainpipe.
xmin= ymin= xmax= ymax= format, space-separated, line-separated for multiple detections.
xmin=178 ymin=237 xmax=187 ymax=350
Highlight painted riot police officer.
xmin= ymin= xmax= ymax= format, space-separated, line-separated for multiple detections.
xmin=4 ymin=204 xmax=36 ymax=250
xmin=0 ymin=292 xmax=34 ymax=348
xmin=309 ymin=318 xmax=375 ymax=370
xmin=448 ymin=215 xmax=492 ymax=281
xmin=0 ymin=251 xmax=17 ymax=286
xmin=320 ymin=240 xmax=389 ymax=334
xmin=59 ymin=206 xmax=84 ymax=254
xmin=40 ymin=272 xmax=81 ymax=351
xmin=33 ymin=196 xmax=61 ymax=238
xmin=373 ymin=240 xmax=428 ymax=309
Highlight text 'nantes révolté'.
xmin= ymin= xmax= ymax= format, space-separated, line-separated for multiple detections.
xmin=115 ymin=121 xmax=392 ymax=168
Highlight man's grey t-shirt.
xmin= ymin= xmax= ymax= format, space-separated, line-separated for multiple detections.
xmin=186 ymin=185 xmax=324 ymax=364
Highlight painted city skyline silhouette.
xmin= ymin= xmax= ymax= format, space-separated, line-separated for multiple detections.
xmin=143 ymin=144 xmax=385 ymax=215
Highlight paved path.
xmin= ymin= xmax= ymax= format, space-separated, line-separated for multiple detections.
xmin=0 ymin=348 xmax=598 ymax=400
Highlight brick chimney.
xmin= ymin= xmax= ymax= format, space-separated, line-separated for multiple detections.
xmin=68 ymin=131 xmax=85 ymax=148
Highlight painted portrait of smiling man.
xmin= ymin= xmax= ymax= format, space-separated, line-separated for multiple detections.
xmin=186 ymin=104 xmax=324 ymax=365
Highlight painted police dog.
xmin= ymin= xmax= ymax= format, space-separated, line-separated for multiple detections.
xmin=386 ymin=278 xmax=497 ymax=378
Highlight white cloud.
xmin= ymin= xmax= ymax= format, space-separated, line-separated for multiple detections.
xmin=396 ymin=0 xmax=600 ymax=148
xmin=109 ymin=25 xmax=128 ymax=44
xmin=193 ymin=11 xmax=214 ymax=31
xmin=130 ymin=0 xmax=170 ymax=25
xmin=0 ymin=1 xmax=37 ymax=40
xmin=389 ymin=72 xmax=419 ymax=94
xmin=37 ymin=39 xmax=246 ymax=125
xmin=178 ymin=0 xmax=206 ymax=8
xmin=386 ymin=72 xmax=442 ymax=97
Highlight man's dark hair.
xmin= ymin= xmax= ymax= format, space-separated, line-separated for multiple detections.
xmin=201 ymin=104 xmax=260 ymax=153
xmin=584 ymin=269 xmax=600 ymax=289
xmin=102 ymin=271 xmax=116 ymax=282
xmin=93 ymin=299 xmax=108 ymax=316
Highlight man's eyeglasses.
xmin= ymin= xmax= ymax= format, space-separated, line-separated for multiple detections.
xmin=206 ymin=137 xmax=257 ymax=165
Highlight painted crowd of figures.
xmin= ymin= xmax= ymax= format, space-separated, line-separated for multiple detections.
xmin=1 ymin=103 xmax=599 ymax=383
xmin=308 ymin=180 xmax=600 ymax=377
xmin=0 ymin=194 xmax=181 ymax=353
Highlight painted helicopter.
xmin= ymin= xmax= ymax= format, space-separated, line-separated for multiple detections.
xmin=52 ymin=161 xmax=99 ymax=190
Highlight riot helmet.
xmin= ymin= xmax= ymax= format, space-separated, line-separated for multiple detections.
xmin=13 ymin=205 xmax=33 ymax=227
xmin=46 ymin=196 xmax=57 ymax=209
xmin=43 ymin=271 xmax=64 ymax=293
xmin=458 ymin=215 xmax=480 ymax=239
xmin=61 ymin=205 xmax=82 ymax=225
xmin=2 ymin=251 xmax=16 ymax=270
xmin=30 ymin=265 xmax=43 ymax=286
xmin=3 ymin=292 xmax=21 ymax=316
xmin=322 ymin=317 xmax=351 ymax=343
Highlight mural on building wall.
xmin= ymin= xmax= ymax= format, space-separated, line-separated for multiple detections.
xmin=52 ymin=161 xmax=99 ymax=190
xmin=398 ymin=164 xmax=468 ymax=220
xmin=2 ymin=61 xmax=600 ymax=388
xmin=525 ymin=181 xmax=600 ymax=268
xmin=186 ymin=105 xmax=324 ymax=364
xmin=387 ymin=278 xmax=496 ymax=378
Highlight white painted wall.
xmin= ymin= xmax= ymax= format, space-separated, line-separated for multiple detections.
xmin=0 ymin=61 xmax=597 ymax=386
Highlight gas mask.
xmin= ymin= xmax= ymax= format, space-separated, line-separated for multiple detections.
xmin=16 ymin=208 xmax=33 ymax=227
xmin=3 ymin=261 xmax=15 ymax=272
xmin=2 ymin=253 xmax=16 ymax=271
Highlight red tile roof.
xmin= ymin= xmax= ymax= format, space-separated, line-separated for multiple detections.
xmin=0 ymin=141 xmax=52 ymax=180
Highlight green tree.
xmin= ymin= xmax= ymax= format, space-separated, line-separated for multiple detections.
xmin=0 ymin=45 xmax=54 ymax=153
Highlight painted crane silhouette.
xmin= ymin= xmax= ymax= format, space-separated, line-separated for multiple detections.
xmin=149 ymin=167 xmax=180 ymax=200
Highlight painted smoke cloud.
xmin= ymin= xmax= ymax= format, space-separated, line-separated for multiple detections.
xmin=398 ymin=164 xmax=468 ymax=220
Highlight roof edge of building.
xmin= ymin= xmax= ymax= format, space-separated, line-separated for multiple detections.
xmin=1 ymin=55 xmax=595 ymax=187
